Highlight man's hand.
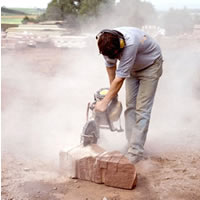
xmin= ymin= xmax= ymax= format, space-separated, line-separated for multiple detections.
xmin=95 ymin=76 xmax=125 ymax=112
xmin=95 ymin=100 xmax=108 ymax=112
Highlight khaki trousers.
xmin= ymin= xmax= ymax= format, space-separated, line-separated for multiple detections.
xmin=125 ymin=57 xmax=163 ymax=156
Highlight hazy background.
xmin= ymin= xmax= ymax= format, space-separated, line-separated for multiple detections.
xmin=1 ymin=0 xmax=200 ymax=164
xmin=2 ymin=45 xmax=200 ymax=163
xmin=1 ymin=0 xmax=200 ymax=10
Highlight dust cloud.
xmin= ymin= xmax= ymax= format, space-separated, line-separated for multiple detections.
xmin=2 ymin=4 xmax=200 ymax=164
xmin=1 ymin=46 xmax=107 ymax=161
xmin=147 ymin=44 xmax=200 ymax=155
xmin=2 ymin=43 xmax=199 ymax=163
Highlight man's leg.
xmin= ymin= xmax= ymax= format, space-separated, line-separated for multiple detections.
xmin=126 ymin=57 xmax=163 ymax=162
xmin=124 ymin=77 xmax=139 ymax=142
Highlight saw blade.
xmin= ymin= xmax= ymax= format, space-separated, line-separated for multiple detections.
xmin=81 ymin=120 xmax=99 ymax=146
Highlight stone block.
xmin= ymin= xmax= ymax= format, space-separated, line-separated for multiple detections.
xmin=59 ymin=144 xmax=137 ymax=189
xmin=59 ymin=144 xmax=104 ymax=178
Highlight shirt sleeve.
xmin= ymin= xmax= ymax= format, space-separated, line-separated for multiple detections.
xmin=116 ymin=44 xmax=138 ymax=78
xmin=103 ymin=55 xmax=117 ymax=67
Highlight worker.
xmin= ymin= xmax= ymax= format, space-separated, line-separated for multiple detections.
xmin=94 ymin=27 xmax=163 ymax=164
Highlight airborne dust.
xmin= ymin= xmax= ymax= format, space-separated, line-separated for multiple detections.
xmin=1 ymin=2 xmax=200 ymax=200
xmin=2 ymin=4 xmax=200 ymax=164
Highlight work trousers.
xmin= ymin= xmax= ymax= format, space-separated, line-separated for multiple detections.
xmin=125 ymin=57 xmax=163 ymax=156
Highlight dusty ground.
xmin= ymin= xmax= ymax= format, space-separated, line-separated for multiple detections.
xmin=2 ymin=40 xmax=200 ymax=200
xmin=2 ymin=149 xmax=200 ymax=200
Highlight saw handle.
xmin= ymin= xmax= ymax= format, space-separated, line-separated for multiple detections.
xmin=89 ymin=102 xmax=96 ymax=110
xmin=86 ymin=102 xmax=97 ymax=121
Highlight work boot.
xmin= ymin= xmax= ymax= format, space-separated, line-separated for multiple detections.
xmin=125 ymin=153 xmax=142 ymax=164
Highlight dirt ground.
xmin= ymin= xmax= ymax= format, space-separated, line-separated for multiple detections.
xmin=2 ymin=149 xmax=200 ymax=200
xmin=1 ymin=41 xmax=200 ymax=200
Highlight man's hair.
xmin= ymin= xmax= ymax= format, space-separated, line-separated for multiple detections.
xmin=97 ymin=33 xmax=120 ymax=59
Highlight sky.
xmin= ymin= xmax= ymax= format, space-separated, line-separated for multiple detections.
xmin=1 ymin=0 xmax=200 ymax=10
xmin=145 ymin=0 xmax=200 ymax=10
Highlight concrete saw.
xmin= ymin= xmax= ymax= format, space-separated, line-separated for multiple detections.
xmin=81 ymin=88 xmax=123 ymax=146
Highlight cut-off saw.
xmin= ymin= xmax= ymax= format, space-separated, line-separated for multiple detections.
xmin=81 ymin=88 xmax=123 ymax=146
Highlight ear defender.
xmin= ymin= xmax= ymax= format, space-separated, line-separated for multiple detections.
xmin=119 ymin=38 xmax=125 ymax=49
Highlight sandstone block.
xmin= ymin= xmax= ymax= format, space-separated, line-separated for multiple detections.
xmin=59 ymin=144 xmax=137 ymax=189
xmin=59 ymin=144 xmax=104 ymax=178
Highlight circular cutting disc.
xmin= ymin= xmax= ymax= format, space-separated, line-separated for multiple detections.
xmin=81 ymin=120 xmax=99 ymax=146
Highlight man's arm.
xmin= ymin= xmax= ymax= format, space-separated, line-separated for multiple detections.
xmin=106 ymin=66 xmax=116 ymax=85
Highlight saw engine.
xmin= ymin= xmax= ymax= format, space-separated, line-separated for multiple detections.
xmin=81 ymin=88 xmax=123 ymax=146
